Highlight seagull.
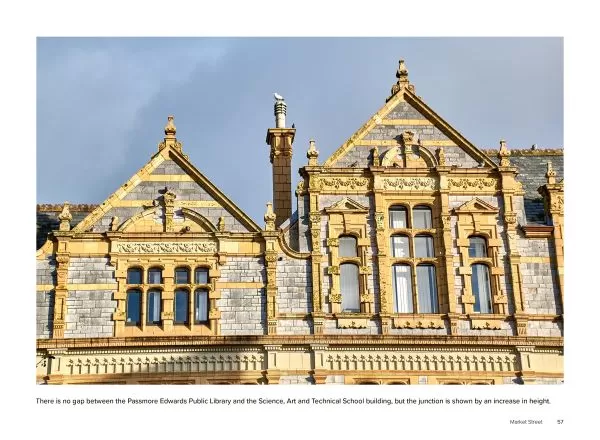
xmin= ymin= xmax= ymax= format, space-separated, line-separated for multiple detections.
xmin=274 ymin=92 xmax=284 ymax=101
xmin=292 ymin=123 xmax=295 ymax=128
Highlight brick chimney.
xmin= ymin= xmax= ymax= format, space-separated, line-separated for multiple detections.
xmin=266 ymin=94 xmax=295 ymax=228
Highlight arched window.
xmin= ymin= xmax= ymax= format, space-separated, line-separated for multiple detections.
xmin=195 ymin=289 xmax=209 ymax=322
xmin=340 ymin=263 xmax=360 ymax=312
xmin=390 ymin=234 xmax=410 ymax=258
xmin=147 ymin=289 xmax=162 ymax=324
xmin=195 ymin=267 xmax=209 ymax=284
xmin=126 ymin=289 xmax=141 ymax=325
xmin=148 ymin=267 xmax=163 ymax=284
xmin=127 ymin=268 xmax=142 ymax=284
xmin=175 ymin=267 xmax=190 ymax=284
xmin=413 ymin=206 xmax=432 ymax=229
xmin=392 ymin=264 xmax=413 ymax=313
xmin=472 ymin=264 xmax=492 ymax=313
xmin=469 ymin=236 xmax=488 ymax=258
xmin=416 ymin=264 xmax=438 ymax=313
xmin=414 ymin=234 xmax=434 ymax=257
xmin=174 ymin=289 xmax=189 ymax=324
xmin=338 ymin=235 xmax=358 ymax=257
xmin=389 ymin=205 xmax=407 ymax=228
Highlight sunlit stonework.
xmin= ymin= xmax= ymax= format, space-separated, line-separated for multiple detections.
xmin=36 ymin=60 xmax=563 ymax=385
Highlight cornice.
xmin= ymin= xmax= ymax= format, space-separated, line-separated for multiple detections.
xmin=38 ymin=204 xmax=99 ymax=212
xmin=484 ymin=149 xmax=563 ymax=157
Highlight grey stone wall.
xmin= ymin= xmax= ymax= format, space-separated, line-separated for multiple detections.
xmin=67 ymin=257 xmax=117 ymax=285
xmin=217 ymin=288 xmax=265 ymax=335
xmin=220 ymin=257 xmax=265 ymax=283
xmin=278 ymin=375 xmax=314 ymax=384
xmin=64 ymin=290 xmax=116 ymax=338
xmin=521 ymin=263 xmax=561 ymax=314
xmin=277 ymin=257 xmax=312 ymax=313
xmin=92 ymin=207 xmax=144 ymax=233
xmin=37 ymin=256 xmax=56 ymax=285
xmin=37 ymin=290 xmax=54 ymax=338
xmin=151 ymin=160 xmax=188 ymax=175
xmin=297 ymin=194 xmax=310 ymax=252
xmin=276 ymin=319 xmax=311 ymax=335
xmin=527 ymin=320 xmax=562 ymax=337
xmin=517 ymin=236 xmax=552 ymax=257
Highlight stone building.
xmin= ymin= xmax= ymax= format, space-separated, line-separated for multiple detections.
xmin=36 ymin=60 xmax=564 ymax=385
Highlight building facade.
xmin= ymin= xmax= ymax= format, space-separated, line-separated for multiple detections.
xmin=36 ymin=60 xmax=564 ymax=385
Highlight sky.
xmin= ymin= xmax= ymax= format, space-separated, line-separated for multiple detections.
xmin=36 ymin=37 xmax=563 ymax=226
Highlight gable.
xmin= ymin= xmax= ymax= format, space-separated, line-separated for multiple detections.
xmin=323 ymin=62 xmax=496 ymax=170
xmin=73 ymin=123 xmax=260 ymax=234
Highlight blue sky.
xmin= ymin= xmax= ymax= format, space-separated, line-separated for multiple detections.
xmin=37 ymin=37 xmax=563 ymax=223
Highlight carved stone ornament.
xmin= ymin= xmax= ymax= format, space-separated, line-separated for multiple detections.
xmin=327 ymin=238 xmax=339 ymax=247
xmin=317 ymin=177 xmax=369 ymax=191
xmin=504 ymin=213 xmax=517 ymax=225
xmin=307 ymin=139 xmax=319 ymax=166
xmin=372 ymin=146 xmax=380 ymax=166
xmin=329 ymin=293 xmax=342 ymax=303
xmin=327 ymin=266 xmax=340 ymax=275
xmin=448 ymin=178 xmax=497 ymax=191
xmin=381 ymin=177 xmax=436 ymax=191
xmin=110 ymin=216 xmax=119 ymax=231
xmin=116 ymin=242 xmax=217 ymax=254
xmin=264 ymin=203 xmax=276 ymax=231
xmin=437 ymin=147 xmax=446 ymax=166
xmin=295 ymin=180 xmax=305 ymax=196
xmin=546 ymin=161 xmax=557 ymax=184
xmin=441 ymin=215 xmax=452 ymax=229
xmin=58 ymin=202 xmax=72 ymax=231
xmin=401 ymin=130 xmax=415 ymax=146
xmin=217 ymin=216 xmax=226 ymax=232
xmin=498 ymin=139 xmax=511 ymax=167
xmin=392 ymin=318 xmax=444 ymax=329
xmin=550 ymin=194 xmax=564 ymax=213
xmin=470 ymin=319 xmax=502 ymax=330
xmin=337 ymin=318 xmax=368 ymax=329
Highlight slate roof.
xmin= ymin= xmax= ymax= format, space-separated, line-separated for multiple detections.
xmin=36 ymin=205 xmax=97 ymax=249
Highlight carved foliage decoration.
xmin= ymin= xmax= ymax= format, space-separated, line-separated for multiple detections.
xmin=316 ymin=177 xmax=369 ymax=191
xmin=381 ymin=177 xmax=436 ymax=191
xmin=448 ymin=178 xmax=497 ymax=191
xmin=116 ymin=242 xmax=217 ymax=254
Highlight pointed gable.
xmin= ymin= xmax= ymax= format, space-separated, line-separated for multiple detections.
xmin=453 ymin=197 xmax=499 ymax=214
xmin=323 ymin=60 xmax=496 ymax=170
xmin=73 ymin=116 xmax=260 ymax=234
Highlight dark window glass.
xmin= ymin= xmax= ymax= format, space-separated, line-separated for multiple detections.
xmin=414 ymin=235 xmax=434 ymax=257
xmin=389 ymin=206 xmax=407 ymax=228
xmin=340 ymin=263 xmax=360 ymax=312
xmin=416 ymin=265 xmax=438 ymax=313
xmin=390 ymin=235 xmax=410 ymax=258
xmin=127 ymin=268 xmax=142 ymax=284
xmin=338 ymin=236 xmax=358 ymax=257
xmin=174 ymin=289 xmax=189 ymax=324
xmin=126 ymin=290 xmax=141 ymax=325
xmin=472 ymin=264 xmax=492 ymax=313
xmin=195 ymin=268 xmax=209 ymax=284
xmin=175 ymin=268 xmax=190 ymax=284
xmin=148 ymin=268 xmax=162 ymax=284
xmin=413 ymin=206 xmax=432 ymax=229
xmin=195 ymin=290 xmax=208 ymax=322
xmin=147 ymin=289 xmax=161 ymax=324
xmin=469 ymin=237 xmax=488 ymax=258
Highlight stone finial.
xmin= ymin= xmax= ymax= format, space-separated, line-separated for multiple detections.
xmin=274 ymin=93 xmax=287 ymax=128
xmin=58 ymin=202 xmax=72 ymax=231
xmin=388 ymin=59 xmax=415 ymax=101
xmin=546 ymin=161 xmax=557 ymax=184
xmin=437 ymin=147 xmax=446 ymax=166
xmin=372 ymin=146 xmax=380 ymax=166
xmin=217 ymin=216 xmax=226 ymax=232
xmin=264 ymin=202 xmax=276 ymax=231
xmin=307 ymin=139 xmax=319 ymax=166
xmin=498 ymin=139 xmax=511 ymax=167
xmin=165 ymin=115 xmax=176 ymax=137
xmin=401 ymin=130 xmax=415 ymax=146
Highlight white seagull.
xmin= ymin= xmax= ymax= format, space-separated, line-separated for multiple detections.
xmin=273 ymin=92 xmax=284 ymax=101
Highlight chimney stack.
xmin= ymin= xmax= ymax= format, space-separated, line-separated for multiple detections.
xmin=266 ymin=94 xmax=295 ymax=228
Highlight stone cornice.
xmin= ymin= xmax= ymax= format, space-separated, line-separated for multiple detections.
xmin=38 ymin=204 xmax=99 ymax=212
xmin=484 ymin=149 xmax=563 ymax=157
xmin=37 ymin=334 xmax=564 ymax=350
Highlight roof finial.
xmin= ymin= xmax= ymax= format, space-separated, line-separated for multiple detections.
xmin=307 ymin=139 xmax=319 ymax=166
xmin=165 ymin=115 xmax=176 ymax=137
xmin=546 ymin=161 xmax=557 ymax=184
xmin=264 ymin=202 xmax=276 ymax=231
xmin=58 ymin=201 xmax=72 ymax=231
xmin=388 ymin=59 xmax=415 ymax=101
xmin=498 ymin=139 xmax=511 ymax=167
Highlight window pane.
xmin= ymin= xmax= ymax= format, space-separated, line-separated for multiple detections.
xmin=148 ymin=268 xmax=162 ymax=284
xmin=195 ymin=290 xmax=208 ymax=322
xmin=174 ymin=290 xmax=189 ymax=324
xmin=339 ymin=236 xmax=357 ymax=257
xmin=195 ymin=268 xmax=209 ymax=284
xmin=390 ymin=235 xmax=410 ymax=258
xmin=389 ymin=206 xmax=407 ymax=228
xmin=127 ymin=268 xmax=142 ymax=284
xmin=175 ymin=268 xmax=190 ymax=284
xmin=126 ymin=290 xmax=141 ymax=324
xmin=469 ymin=237 xmax=487 ymax=258
xmin=392 ymin=265 xmax=413 ymax=313
xmin=414 ymin=235 xmax=434 ymax=257
xmin=416 ymin=265 xmax=438 ymax=313
xmin=413 ymin=207 xmax=432 ymax=229
xmin=472 ymin=264 xmax=492 ymax=313
xmin=340 ymin=264 xmax=360 ymax=312
xmin=147 ymin=290 xmax=161 ymax=323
